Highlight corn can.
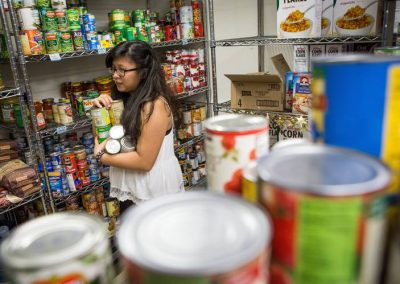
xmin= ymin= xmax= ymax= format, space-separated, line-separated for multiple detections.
xmin=258 ymin=144 xmax=391 ymax=284
xmin=204 ymin=114 xmax=269 ymax=195
xmin=91 ymin=107 xmax=111 ymax=127
xmin=117 ymin=192 xmax=272 ymax=284
xmin=109 ymin=99 xmax=124 ymax=125
xmin=0 ymin=213 xmax=114 ymax=283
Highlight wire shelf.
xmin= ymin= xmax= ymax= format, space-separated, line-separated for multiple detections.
xmin=39 ymin=117 xmax=92 ymax=138
xmin=175 ymin=86 xmax=208 ymax=100
xmin=217 ymin=101 xmax=309 ymax=118
xmin=175 ymin=134 xmax=205 ymax=153
xmin=186 ymin=176 xmax=207 ymax=191
xmin=0 ymin=191 xmax=43 ymax=215
xmin=0 ymin=87 xmax=21 ymax=99
xmin=54 ymin=177 xmax=110 ymax=206
xmin=215 ymin=35 xmax=382 ymax=46
xmin=24 ymin=38 xmax=206 ymax=62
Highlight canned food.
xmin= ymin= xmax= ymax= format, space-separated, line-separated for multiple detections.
xmin=311 ymin=55 xmax=400 ymax=195
xmin=73 ymin=145 xmax=86 ymax=160
xmin=0 ymin=213 xmax=114 ymax=283
xmin=183 ymin=108 xmax=192 ymax=124
xmin=61 ymin=149 xmax=77 ymax=173
xmin=82 ymin=132 xmax=94 ymax=147
xmin=258 ymin=144 xmax=391 ymax=284
xmin=106 ymin=198 xmax=120 ymax=218
xmin=91 ymin=107 xmax=111 ymax=127
xmin=89 ymin=164 xmax=100 ymax=182
xmin=60 ymin=31 xmax=74 ymax=53
xmin=105 ymin=139 xmax=121 ymax=154
xmin=181 ymin=23 xmax=194 ymax=39
xmin=96 ymin=124 xmax=112 ymax=143
xmin=66 ymin=8 xmax=80 ymax=26
xmin=78 ymin=166 xmax=90 ymax=186
xmin=44 ymin=31 xmax=60 ymax=54
xmin=66 ymin=171 xmax=81 ymax=191
xmin=77 ymin=158 xmax=87 ymax=169
xmin=120 ymin=136 xmax=136 ymax=153
xmin=109 ymin=99 xmax=124 ymax=125
xmin=192 ymin=122 xmax=202 ymax=137
xmin=71 ymin=28 xmax=84 ymax=51
xmin=57 ymin=103 xmax=73 ymax=125
xmin=109 ymin=125 xmax=124 ymax=140
xmin=117 ymin=192 xmax=271 ymax=284
xmin=204 ymin=114 xmax=269 ymax=194
xmin=82 ymin=96 xmax=96 ymax=116
xmin=50 ymin=152 xmax=62 ymax=166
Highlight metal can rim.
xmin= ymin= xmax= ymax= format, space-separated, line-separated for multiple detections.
xmin=117 ymin=192 xmax=272 ymax=276
xmin=204 ymin=114 xmax=268 ymax=134
xmin=257 ymin=144 xmax=391 ymax=196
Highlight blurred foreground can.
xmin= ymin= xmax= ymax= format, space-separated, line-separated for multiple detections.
xmin=311 ymin=55 xmax=400 ymax=194
xmin=117 ymin=192 xmax=271 ymax=284
xmin=258 ymin=144 xmax=391 ymax=284
xmin=0 ymin=213 xmax=114 ymax=283
xmin=204 ymin=114 xmax=269 ymax=195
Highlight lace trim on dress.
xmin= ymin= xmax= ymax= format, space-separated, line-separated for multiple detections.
xmin=110 ymin=187 xmax=147 ymax=204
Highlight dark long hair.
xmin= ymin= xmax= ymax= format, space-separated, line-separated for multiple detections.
xmin=105 ymin=41 xmax=178 ymax=144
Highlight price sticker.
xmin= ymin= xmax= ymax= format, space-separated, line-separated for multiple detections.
xmin=182 ymin=39 xmax=189 ymax=45
xmin=49 ymin=53 xmax=61 ymax=61
xmin=56 ymin=126 xmax=67 ymax=134
xmin=97 ymin=48 xmax=107 ymax=54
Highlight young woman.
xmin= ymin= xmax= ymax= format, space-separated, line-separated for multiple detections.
xmin=93 ymin=41 xmax=184 ymax=206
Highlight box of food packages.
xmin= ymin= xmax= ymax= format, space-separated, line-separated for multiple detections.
xmin=333 ymin=0 xmax=382 ymax=36
xmin=277 ymin=0 xmax=322 ymax=38
xmin=326 ymin=44 xmax=345 ymax=56
xmin=226 ymin=73 xmax=284 ymax=112
xmin=292 ymin=72 xmax=312 ymax=115
xmin=322 ymin=0 xmax=334 ymax=35
xmin=293 ymin=45 xmax=309 ymax=72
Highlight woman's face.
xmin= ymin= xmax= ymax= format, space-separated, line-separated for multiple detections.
xmin=112 ymin=56 xmax=141 ymax=93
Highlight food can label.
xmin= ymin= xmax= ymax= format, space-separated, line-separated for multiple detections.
xmin=91 ymin=108 xmax=111 ymax=127
xmin=109 ymin=101 xmax=124 ymax=126
xmin=206 ymin=127 xmax=269 ymax=194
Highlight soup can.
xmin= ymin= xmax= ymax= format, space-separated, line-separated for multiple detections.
xmin=58 ymin=103 xmax=74 ymax=125
xmin=311 ymin=55 xmax=400 ymax=195
xmin=109 ymin=99 xmax=124 ymax=126
xmin=61 ymin=149 xmax=78 ymax=173
xmin=179 ymin=6 xmax=193 ymax=23
xmin=91 ymin=107 xmax=111 ymax=127
xmin=0 ymin=213 xmax=114 ymax=283
xmin=257 ymin=144 xmax=391 ymax=284
xmin=117 ymin=192 xmax=272 ymax=284
xmin=204 ymin=114 xmax=269 ymax=194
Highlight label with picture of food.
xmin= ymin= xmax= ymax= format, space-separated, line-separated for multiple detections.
xmin=277 ymin=0 xmax=322 ymax=38
xmin=292 ymin=73 xmax=312 ymax=115
xmin=333 ymin=0 xmax=381 ymax=36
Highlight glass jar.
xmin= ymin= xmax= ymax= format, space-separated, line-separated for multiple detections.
xmin=34 ymin=101 xmax=46 ymax=130
xmin=42 ymin=98 xmax=54 ymax=123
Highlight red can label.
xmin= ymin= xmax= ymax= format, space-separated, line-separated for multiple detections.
xmin=61 ymin=153 xmax=78 ymax=173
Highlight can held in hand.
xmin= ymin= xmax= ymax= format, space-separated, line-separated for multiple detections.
xmin=0 ymin=213 xmax=114 ymax=283
xmin=109 ymin=99 xmax=124 ymax=126
xmin=117 ymin=192 xmax=271 ymax=284
xmin=91 ymin=107 xmax=111 ymax=127
xmin=258 ymin=144 xmax=391 ymax=284
xmin=204 ymin=114 xmax=269 ymax=195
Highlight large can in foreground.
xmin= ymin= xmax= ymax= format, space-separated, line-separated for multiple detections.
xmin=204 ymin=114 xmax=269 ymax=195
xmin=117 ymin=192 xmax=272 ymax=284
xmin=311 ymin=55 xmax=400 ymax=194
xmin=0 ymin=212 xmax=114 ymax=283
xmin=258 ymin=144 xmax=391 ymax=284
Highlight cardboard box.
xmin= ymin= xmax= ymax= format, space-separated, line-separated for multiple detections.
xmin=322 ymin=0 xmax=334 ymax=36
xmin=333 ymin=0 xmax=382 ymax=36
xmin=277 ymin=0 xmax=322 ymax=38
xmin=226 ymin=73 xmax=284 ymax=112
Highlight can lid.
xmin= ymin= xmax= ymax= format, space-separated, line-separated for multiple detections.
xmin=73 ymin=145 xmax=85 ymax=153
xmin=312 ymin=54 xmax=400 ymax=65
xmin=105 ymin=139 xmax=121 ymax=154
xmin=117 ymin=192 xmax=271 ymax=276
xmin=120 ymin=136 xmax=135 ymax=151
xmin=0 ymin=213 xmax=106 ymax=269
xmin=257 ymin=144 xmax=391 ymax=196
xmin=204 ymin=114 xmax=268 ymax=134
xmin=109 ymin=125 xmax=125 ymax=140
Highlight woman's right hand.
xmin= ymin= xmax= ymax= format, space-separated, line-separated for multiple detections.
xmin=93 ymin=94 xmax=113 ymax=108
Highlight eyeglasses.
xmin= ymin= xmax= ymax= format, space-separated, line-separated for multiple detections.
xmin=108 ymin=67 xmax=140 ymax=77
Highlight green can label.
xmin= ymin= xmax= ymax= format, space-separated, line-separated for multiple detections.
xmin=13 ymin=105 xmax=23 ymax=128
xmin=126 ymin=27 xmax=137 ymax=41
xmin=60 ymin=32 xmax=74 ymax=53
xmin=44 ymin=10 xmax=58 ymax=31
xmin=133 ymin=9 xmax=145 ymax=23
xmin=45 ymin=32 xmax=61 ymax=54
xmin=56 ymin=10 xmax=69 ymax=31
xmin=71 ymin=29 xmax=84 ymax=51
xmin=97 ymin=124 xmax=112 ymax=143
xmin=67 ymin=9 xmax=80 ymax=26
xmin=37 ymin=0 xmax=50 ymax=8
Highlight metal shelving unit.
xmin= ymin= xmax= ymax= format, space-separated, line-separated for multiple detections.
xmin=53 ymin=178 xmax=110 ymax=206
xmin=175 ymin=134 xmax=205 ymax=153
xmin=24 ymin=38 xmax=206 ymax=63
xmin=5 ymin=0 xmax=211 ymax=214
xmin=0 ymin=191 xmax=43 ymax=215
xmin=215 ymin=35 xmax=382 ymax=46
xmin=207 ymin=0 xmax=388 ymax=116
xmin=0 ymin=1 xmax=48 ymax=217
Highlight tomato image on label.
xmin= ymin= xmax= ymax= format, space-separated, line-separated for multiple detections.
xmin=270 ymin=265 xmax=292 ymax=284
xmin=224 ymin=169 xmax=243 ymax=194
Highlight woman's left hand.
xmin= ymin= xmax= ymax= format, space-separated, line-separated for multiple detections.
xmin=94 ymin=136 xmax=109 ymax=158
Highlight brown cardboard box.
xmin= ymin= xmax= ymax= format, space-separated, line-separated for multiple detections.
xmin=226 ymin=73 xmax=284 ymax=112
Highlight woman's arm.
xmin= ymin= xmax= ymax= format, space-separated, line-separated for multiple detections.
xmin=100 ymin=99 xmax=172 ymax=172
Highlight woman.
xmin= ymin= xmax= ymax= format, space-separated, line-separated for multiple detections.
xmin=93 ymin=41 xmax=184 ymax=207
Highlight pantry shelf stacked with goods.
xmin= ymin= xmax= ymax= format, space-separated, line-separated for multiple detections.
xmin=0 ymin=1 xmax=48 ymax=219
xmin=207 ymin=0 xmax=390 ymax=145
xmin=1 ymin=0 xmax=210 ymax=228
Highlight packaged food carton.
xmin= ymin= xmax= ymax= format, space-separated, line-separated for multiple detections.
xmin=292 ymin=72 xmax=312 ymax=115
xmin=322 ymin=0 xmax=334 ymax=36
xmin=277 ymin=0 xmax=322 ymax=38
xmin=293 ymin=45 xmax=309 ymax=72
xmin=333 ymin=0 xmax=382 ymax=36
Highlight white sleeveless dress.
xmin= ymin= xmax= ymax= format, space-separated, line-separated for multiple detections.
xmin=109 ymin=119 xmax=184 ymax=203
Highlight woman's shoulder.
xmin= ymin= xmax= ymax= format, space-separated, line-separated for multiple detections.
xmin=142 ymin=96 xmax=171 ymax=117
